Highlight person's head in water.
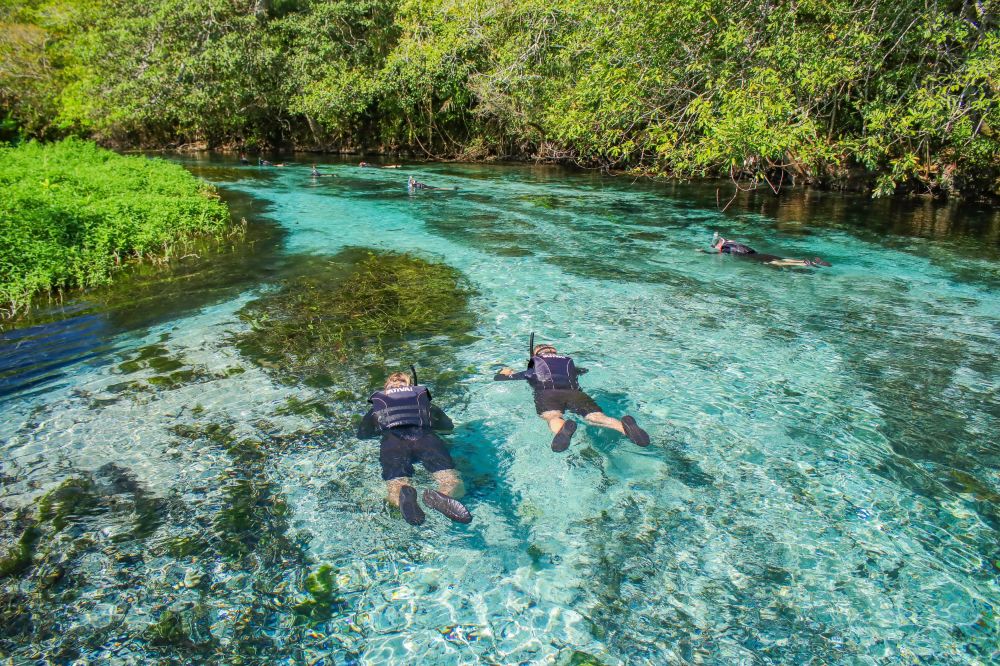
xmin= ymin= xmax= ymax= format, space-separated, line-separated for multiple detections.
xmin=533 ymin=344 xmax=557 ymax=356
xmin=713 ymin=236 xmax=726 ymax=251
xmin=384 ymin=371 xmax=413 ymax=390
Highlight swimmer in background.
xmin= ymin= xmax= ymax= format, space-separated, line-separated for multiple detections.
xmin=359 ymin=161 xmax=403 ymax=168
xmin=708 ymin=234 xmax=831 ymax=267
xmin=408 ymin=175 xmax=458 ymax=192
xmin=311 ymin=165 xmax=335 ymax=177
xmin=494 ymin=338 xmax=650 ymax=452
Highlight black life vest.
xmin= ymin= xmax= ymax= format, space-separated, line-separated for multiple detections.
xmin=528 ymin=355 xmax=580 ymax=390
xmin=720 ymin=240 xmax=756 ymax=255
xmin=369 ymin=386 xmax=433 ymax=429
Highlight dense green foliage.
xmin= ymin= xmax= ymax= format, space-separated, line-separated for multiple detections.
xmin=0 ymin=139 xmax=231 ymax=316
xmin=2 ymin=0 xmax=998 ymax=196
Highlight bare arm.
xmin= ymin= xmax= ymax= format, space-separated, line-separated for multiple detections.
xmin=493 ymin=367 xmax=530 ymax=381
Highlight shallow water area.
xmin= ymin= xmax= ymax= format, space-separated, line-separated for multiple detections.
xmin=1 ymin=156 xmax=999 ymax=665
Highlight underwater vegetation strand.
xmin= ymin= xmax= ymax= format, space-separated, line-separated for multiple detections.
xmin=236 ymin=248 xmax=476 ymax=389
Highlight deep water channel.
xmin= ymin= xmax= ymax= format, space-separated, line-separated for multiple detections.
xmin=2 ymin=157 xmax=999 ymax=664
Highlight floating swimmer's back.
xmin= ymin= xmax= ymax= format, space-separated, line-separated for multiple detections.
xmin=369 ymin=385 xmax=433 ymax=429
xmin=529 ymin=355 xmax=580 ymax=390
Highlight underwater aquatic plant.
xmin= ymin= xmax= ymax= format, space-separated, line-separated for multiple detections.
xmin=235 ymin=248 xmax=477 ymax=389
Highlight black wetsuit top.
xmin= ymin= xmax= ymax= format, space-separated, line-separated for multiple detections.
xmin=719 ymin=240 xmax=756 ymax=255
xmin=494 ymin=356 xmax=601 ymax=415
xmin=357 ymin=390 xmax=456 ymax=480
xmin=719 ymin=240 xmax=785 ymax=263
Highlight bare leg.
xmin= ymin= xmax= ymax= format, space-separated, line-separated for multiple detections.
xmin=766 ymin=258 xmax=812 ymax=267
xmin=542 ymin=409 xmax=578 ymax=452
xmin=540 ymin=410 xmax=566 ymax=434
xmin=432 ymin=469 xmax=465 ymax=499
xmin=585 ymin=412 xmax=651 ymax=446
xmin=584 ymin=411 xmax=625 ymax=433
xmin=385 ymin=477 xmax=413 ymax=507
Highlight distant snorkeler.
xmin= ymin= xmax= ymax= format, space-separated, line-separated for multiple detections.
xmin=708 ymin=233 xmax=831 ymax=267
xmin=494 ymin=336 xmax=650 ymax=452
xmin=407 ymin=175 xmax=458 ymax=192
xmin=258 ymin=158 xmax=287 ymax=167
xmin=357 ymin=369 xmax=472 ymax=526
xmin=310 ymin=165 xmax=335 ymax=177
xmin=239 ymin=154 xmax=249 ymax=165
xmin=359 ymin=161 xmax=403 ymax=168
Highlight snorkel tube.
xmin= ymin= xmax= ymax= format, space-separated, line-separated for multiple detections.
xmin=410 ymin=364 xmax=419 ymax=386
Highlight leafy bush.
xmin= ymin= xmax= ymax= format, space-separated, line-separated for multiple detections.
xmin=0 ymin=138 xmax=231 ymax=316
xmin=3 ymin=0 xmax=998 ymax=196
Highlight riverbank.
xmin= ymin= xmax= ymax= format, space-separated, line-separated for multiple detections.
xmin=4 ymin=0 xmax=997 ymax=201
xmin=0 ymin=140 xmax=236 ymax=320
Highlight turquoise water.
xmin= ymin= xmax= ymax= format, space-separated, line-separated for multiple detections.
xmin=2 ymin=158 xmax=999 ymax=664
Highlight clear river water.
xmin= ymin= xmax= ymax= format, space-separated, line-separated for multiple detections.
xmin=1 ymin=157 xmax=999 ymax=665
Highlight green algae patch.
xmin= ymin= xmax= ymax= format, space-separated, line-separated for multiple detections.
xmin=275 ymin=397 xmax=335 ymax=419
xmin=235 ymin=248 xmax=476 ymax=387
xmin=556 ymin=650 xmax=611 ymax=666
xmin=144 ymin=603 xmax=216 ymax=649
xmin=0 ymin=525 xmax=41 ymax=578
xmin=37 ymin=478 xmax=104 ymax=533
xmin=293 ymin=564 xmax=343 ymax=626
xmin=165 ymin=534 xmax=211 ymax=559
xmin=113 ymin=343 xmax=226 ymax=393
xmin=214 ymin=477 xmax=292 ymax=560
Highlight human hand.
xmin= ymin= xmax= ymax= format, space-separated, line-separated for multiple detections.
xmin=498 ymin=367 xmax=514 ymax=376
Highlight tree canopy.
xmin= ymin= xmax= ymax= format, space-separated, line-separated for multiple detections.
xmin=2 ymin=0 xmax=998 ymax=196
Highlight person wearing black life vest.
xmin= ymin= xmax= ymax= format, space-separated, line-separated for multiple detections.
xmin=710 ymin=234 xmax=831 ymax=268
xmin=357 ymin=370 xmax=472 ymax=526
xmin=494 ymin=341 xmax=650 ymax=452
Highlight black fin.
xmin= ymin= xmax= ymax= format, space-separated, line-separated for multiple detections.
xmin=551 ymin=420 xmax=577 ymax=452
xmin=622 ymin=416 xmax=650 ymax=447
xmin=422 ymin=490 xmax=472 ymax=524
xmin=399 ymin=485 xmax=425 ymax=526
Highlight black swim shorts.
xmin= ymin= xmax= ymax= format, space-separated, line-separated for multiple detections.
xmin=379 ymin=428 xmax=455 ymax=481
xmin=533 ymin=389 xmax=602 ymax=417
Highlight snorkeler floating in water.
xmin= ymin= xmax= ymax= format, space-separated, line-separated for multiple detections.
xmin=407 ymin=175 xmax=458 ymax=192
xmin=258 ymin=158 xmax=287 ymax=167
xmin=494 ymin=335 xmax=650 ymax=452
xmin=359 ymin=161 xmax=403 ymax=168
xmin=310 ymin=165 xmax=335 ymax=177
xmin=708 ymin=233 xmax=831 ymax=267
xmin=357 ymin=368 xmax=472 ymax=526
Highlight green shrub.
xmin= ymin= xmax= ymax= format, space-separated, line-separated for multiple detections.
xmin=0 ymin=138 xmax=231 ymax=317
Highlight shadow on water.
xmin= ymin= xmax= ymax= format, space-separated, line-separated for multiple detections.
xmin=0 ymin=188 xmax=287 ymax=400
